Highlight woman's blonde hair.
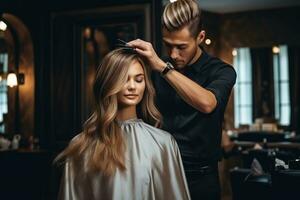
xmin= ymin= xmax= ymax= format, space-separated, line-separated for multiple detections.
xmin=162 ymin=0 xmax=202 ymax=37
xmin=55 ymin=48 xmax=161 ymax=175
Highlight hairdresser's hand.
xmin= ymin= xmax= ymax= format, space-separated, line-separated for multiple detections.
xmin=128 ymin=39 xmax=166 ymax=72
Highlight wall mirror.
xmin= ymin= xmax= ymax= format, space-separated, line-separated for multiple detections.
xmin=50 ymin=4 xmax=153 ymax=146
xmin=233 ymin=45 xmax=299 ymax=131
xmin=78 ymin=4 xmax=151 ymax=122
xmin=0 ymin=15 xmax=18 ymax=136
xmin=80 ymin=19 xmax=147 ymax=120
xmin=0 ymin=13 xmax=34 ymax=142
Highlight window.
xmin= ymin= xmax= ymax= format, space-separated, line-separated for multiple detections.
xmin=233 ymin=48 xmax=253 ymax=128
xmin=0 ymin=53 xmax=8 ymax=133
xmin=273 ymin=45 xmax=290 ymax=125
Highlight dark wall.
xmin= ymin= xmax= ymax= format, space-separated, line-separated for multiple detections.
xmin=202 ymin=11 xmax=222 ymax=55
xmin=220 ymin=7 xmax=300 ymax=47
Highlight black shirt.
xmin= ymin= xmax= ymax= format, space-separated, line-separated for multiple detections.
xmin=152 ymin=49 xmax=236 ymax=169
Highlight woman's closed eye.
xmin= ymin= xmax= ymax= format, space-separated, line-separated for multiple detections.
xmin=135 ymin=74 xmax=144 ymax=83
xmin=135 ymin=77 xmax=144 ymax=83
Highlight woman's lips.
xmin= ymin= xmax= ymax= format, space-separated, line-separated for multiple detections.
xmin=124 ymin=94 xmax=138 ymax=99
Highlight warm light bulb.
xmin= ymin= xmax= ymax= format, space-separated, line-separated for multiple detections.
xmin=84 ymin=27 xmax=91 ymax=39
xmin=232 ymin=49 xmax=237 ymax=56
xmin=170 ymin=0 xmax=177 ymax=2
xmin=0 ymin=21 xmax=7 ymax=31
xmin=205 ymin=38 xmax=212 ymax=45
xmin=272 ymin=46 xmax=280 ymax=54
xmin=7 ymin=73 xmax=18 ymax=87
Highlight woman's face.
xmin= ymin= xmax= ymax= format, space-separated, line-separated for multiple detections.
xmin=117 ymin=60 xmax=146 ymax=108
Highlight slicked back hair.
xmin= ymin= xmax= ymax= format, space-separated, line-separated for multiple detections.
xmin=162 ymin=0 xmax=203 ymax=38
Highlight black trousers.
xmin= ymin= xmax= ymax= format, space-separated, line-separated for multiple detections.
xmin=185 ymin=164 xmax=221 ymax=200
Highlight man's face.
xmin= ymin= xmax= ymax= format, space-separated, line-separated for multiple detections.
xmin=162 ymin=26 xmax=204 ymax=70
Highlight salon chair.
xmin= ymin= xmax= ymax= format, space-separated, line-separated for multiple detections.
xmin=230 ymin=167 xmax=272 ymax=200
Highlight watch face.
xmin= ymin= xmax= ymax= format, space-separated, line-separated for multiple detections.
xmin=160 ymin=63 xmax=171 ymax=76
xmin=167 ymin=62 xmax=174 ymax=69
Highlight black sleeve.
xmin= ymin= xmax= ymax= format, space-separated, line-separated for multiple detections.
xmin=206 ymin=64 xmax=237 ymax=109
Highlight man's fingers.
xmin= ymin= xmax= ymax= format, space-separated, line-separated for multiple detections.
xmin=128 ymin=39 xmax=150 ymax=50
xmin=134 ymin=48 xmax=148 ymax=57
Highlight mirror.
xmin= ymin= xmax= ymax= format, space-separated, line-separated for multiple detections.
xmin=0 ymin=16 xmax=18 ymax=136
xmin=233 ymin=44 xmax=299 ymax=131
xmin=81 ymin=24 xmax=139 ymax=119
xmin=78 ymin=4 xmax=151 ymax=122
xmin=0 ymin=13 xmax=34 ymax=144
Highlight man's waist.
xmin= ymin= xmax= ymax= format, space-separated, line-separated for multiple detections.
xmin=183 ymin=160 xmax=219 ymax=175
xmin=182 ymin=159 xmax=218 ymax=168
xmin=181 ymin=149 xmax=220 ymax=162
xmin=181 ymin=153 xmax=219 ymax=171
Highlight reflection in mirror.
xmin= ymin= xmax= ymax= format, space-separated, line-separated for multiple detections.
xmin=273 ymin=45 xmax=290 ymax=126
xmin=233 ymin=47 xmax=253 ymax=128
xmin=0 ymin=38 xmax=8 ymax=133
xmin=0 ymin=13 xmax=34 ymax=147
xmin=0 ymin=17 xmax=17 ymax=135
xmin=233 ymin=45 xmax=291 ymax=130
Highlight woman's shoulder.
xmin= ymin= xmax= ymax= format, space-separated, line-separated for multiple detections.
xmin=119 ymin=119 xmax=178 ymax=149
xmin=141 ymin=122 xmax=176 ymax=145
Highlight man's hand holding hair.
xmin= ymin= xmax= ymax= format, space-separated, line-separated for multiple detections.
xmin=128 ymin=39 xmax=166 ymax=72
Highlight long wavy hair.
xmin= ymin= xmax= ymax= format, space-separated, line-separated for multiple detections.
xmin=54 ymin=48 xmax=161 ymax=176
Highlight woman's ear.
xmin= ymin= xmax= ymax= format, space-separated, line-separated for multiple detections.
xmin=197 ymin=30 xmax=206 ymax=44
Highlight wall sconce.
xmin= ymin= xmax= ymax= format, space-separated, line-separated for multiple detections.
xmin=7 ymin=72 xmax=17 ymax=87
xmin=272 ymin=46 xmax=280 ymax=54
xmin=205 ymin=38 xmax=212 ymax=46
xmin=4 ymin=72 xmax=25 ymax=87
xmin=232 ymin=49 xmax=237 ymax=56
xmin=0 ymin=20 xmax=7 ymax=31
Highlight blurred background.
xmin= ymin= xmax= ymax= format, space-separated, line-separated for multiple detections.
xmin=0 ymin=0 xmax=300 ymax=199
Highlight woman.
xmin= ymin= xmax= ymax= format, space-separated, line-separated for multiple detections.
xmin=55 ymin=48 xmax=190 ymax=200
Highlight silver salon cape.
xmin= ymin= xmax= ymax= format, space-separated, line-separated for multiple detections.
xmin=58 ymin=118 xmax=191 ymax=200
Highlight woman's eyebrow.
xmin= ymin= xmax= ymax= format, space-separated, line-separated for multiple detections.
xmin=127 ymin=73 xmax=144 ymax=78
xmin=135 ymin=73 xmax=144 ymax=77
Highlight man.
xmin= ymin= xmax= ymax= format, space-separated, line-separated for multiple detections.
xmin=128 ymin=0 xmax=236 ymax=199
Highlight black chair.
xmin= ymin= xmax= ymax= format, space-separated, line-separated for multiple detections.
xmin=242 ymin=149 xmax=276 ymax=172
xmin=272 ymin=169 xmax=300 ymax=200
xmin=230 ymin=167 xmax=272 ymax=200
xmin=234 ymin=131 xmax=287 ymax=142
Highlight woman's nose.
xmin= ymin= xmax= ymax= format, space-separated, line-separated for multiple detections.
xmin=127 ymin=79 xmax=136 ymax=90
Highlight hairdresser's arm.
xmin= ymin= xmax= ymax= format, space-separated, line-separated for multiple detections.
xmin=128 ymin=39 xmax=217 ymax=114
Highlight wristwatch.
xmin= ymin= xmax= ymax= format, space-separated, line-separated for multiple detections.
xmin=160 ymin=62 xmax=174 ymax=76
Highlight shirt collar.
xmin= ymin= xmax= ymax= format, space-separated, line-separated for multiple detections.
xmin=187 ymin=46 xmax=210 ymax=73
